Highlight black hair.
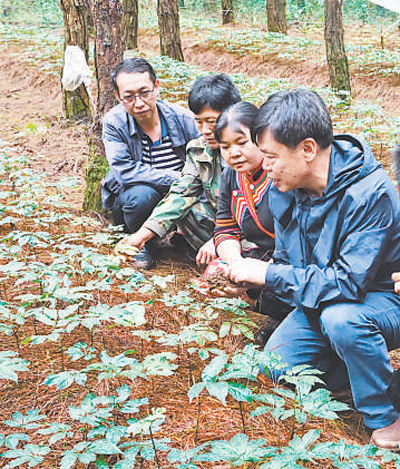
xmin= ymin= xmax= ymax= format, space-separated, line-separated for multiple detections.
xmin=214 ymin=101 xmax=259 ymax=143
xmin=188 ymin=74 xmax=241 ymax=115
xmin=252 ymin=89 xmax=333 ymax=149
xmin=111 ymin=58 xmax=157 ymax=95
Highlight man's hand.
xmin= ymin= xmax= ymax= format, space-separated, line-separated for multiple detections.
xmin=196 ymin=238 xmax=217 ymax=267
xmin=392 ymin=272 xmax=400 ymax=294
xmin=121 ymin=227 xmax=155 ymax=252
xmin=225 ymin=258 xmax=269 ymax=286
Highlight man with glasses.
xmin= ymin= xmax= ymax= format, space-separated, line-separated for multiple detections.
xmin=101 ymin=58 xmax=200 ymax=267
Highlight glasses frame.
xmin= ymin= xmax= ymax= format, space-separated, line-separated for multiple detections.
xmin=120 ymin=86 xmax=156 ymax=105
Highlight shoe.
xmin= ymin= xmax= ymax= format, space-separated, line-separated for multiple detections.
xmin=371 ymin=416 xmax=400 ymax=451
xmin=254 ymin=319 xmax=280 ymax=349
xmin=132 ymin=247 xmax=155 ymax=270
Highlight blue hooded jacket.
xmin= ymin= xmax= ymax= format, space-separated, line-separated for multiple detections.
xmin=264 ymin=134 xmax=400 ymax=314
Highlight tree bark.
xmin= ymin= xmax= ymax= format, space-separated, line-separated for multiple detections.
xmin=157 ymin=0 xmax=184 ymax=62
xmin=83 ymin=0 xmax=124 ymax=212
xmin=221 ymin=0 xmax=233 ymax=24
xmin=324 ymin=0 xmax=351 ymax=102
xmin=266 ymin=0 xmax=287 ymax=34
xmin=60 ymin=0 xmax=92 ymax=121
xmin=121 ymin=0 xmax=138 ymax=50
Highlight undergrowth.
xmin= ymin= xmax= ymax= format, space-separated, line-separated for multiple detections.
xmin=0 ymin=139 xmax=399 ymax=468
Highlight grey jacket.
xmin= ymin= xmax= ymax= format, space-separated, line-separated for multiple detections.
xmin=101 ymin=99 xmax=200 ymax=210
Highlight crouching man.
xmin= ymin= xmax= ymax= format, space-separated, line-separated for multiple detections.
xmin=101 ymin=58 xmax=200 ymax=254
xmin=226 ymin=89 xmax=400 ymax=450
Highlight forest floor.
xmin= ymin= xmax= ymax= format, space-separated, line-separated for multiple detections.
xmin=0 ymin=17 xmax=400 ymax=468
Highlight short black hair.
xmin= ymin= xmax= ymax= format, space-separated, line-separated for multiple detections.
xmin=214 ymin=102 xmax=259 ymax=143
xmin=253 ymin=89 xmax=333 ymax=149
xmin=111 ymin=58 xmax=157 ymax=95
xmin=188 ymin=74 xmax=241 ymax=115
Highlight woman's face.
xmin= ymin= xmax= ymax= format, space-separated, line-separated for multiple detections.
xmin=219 ymin=125 xmax=264 ymax=173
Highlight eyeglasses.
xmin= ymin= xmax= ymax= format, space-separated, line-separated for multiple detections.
xmin=120 ymin=87 xmax=155 ymax=105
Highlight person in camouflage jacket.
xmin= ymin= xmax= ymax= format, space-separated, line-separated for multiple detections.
xmin=121 ymin=74 xmax=241 ymax=268
xmin=143 ymin=136 xmax=223 ymax=254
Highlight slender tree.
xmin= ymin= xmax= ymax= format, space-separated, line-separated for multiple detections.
xmin=324 ymin=0 xmax=351 ymax=101
xmin=266 ymin=0 xmax=287 ymax=34
xmin=60 ymin=0 xmax=92 ymax=121
xmin=121 ymin=0 xmax=138 ymax=50
xmin=83 ymin=0 xmax=124 ymax=211
xmin=221 ymin=0 xmax=233 ymax=24
xmin=157 ymin=0 xmax=184 ymax=62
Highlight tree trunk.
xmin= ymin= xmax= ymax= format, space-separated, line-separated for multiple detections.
xmin=324 ymin=0 xmax=351 ymax=102
xmin=60 ymin=0 xmax=92 ymax=121
xmin=221 ymin=0 xmax=233 ymax=24
xmin=121 ymin=0 xmax=138 ymax=50
xmin=266 ymin=0 xmax=287 ymax=34
xmin=83 ymin=0 xmax=124 ymax=212
xmin=157 ymin=0 xmax=184 ymax=62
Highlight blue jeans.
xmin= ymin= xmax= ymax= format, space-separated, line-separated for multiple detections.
xmin=265 ymin=291 xmax=400 ymax=429
xmin=112 ymin=184 xmax=166 ymax=233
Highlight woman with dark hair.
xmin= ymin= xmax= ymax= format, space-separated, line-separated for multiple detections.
xmin=203 ymin=102 xmax=292 ymax=338
xmin=213 ymin=101 xmax=275 ymax=264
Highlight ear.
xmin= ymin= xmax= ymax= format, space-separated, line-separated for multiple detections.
xmin=114 ymin=90 xmax=121 ymax=102
xmin=153 ymin=79 xmax=160 ymax=97
xmin=302 ymin=138 xmax=318 ymax=163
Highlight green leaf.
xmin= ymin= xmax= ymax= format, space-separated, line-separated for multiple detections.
xmin=4 ymin=433 xmax=30 ymax=449
xmin=60 ymin=451 xmax=78 ymax=469
xmin=201 ymin=352 xmax=227 ymax=382
xmin=2 ymin=444 xmax=50 ymax=468
xmin=219 ymin=322 xmax=230 ymax=338
xmin=88 ymin=440 xmax=122 ymax=455
xmin=4 ymin=409 xmax=46 ymax=430
xmin=207 ymin=433 xmax=275 ymax=465
xmin=205 ymin=382 xmax=229 ymax=405
xmin=188 ymin=382 xmax=205 ymax=402
xmin=96 ymin=456 xmax=110 ymax=469
xmin=119 ymin=398 xmax=149 ymax=414
xmin=227 ymin=382 xmax=253 ymax=403
xmin=0 ymin=351 xmax=29 ymax=382
xmin=43 ymin=370 xmax=87 ymax=390
xmin=142 ymin=352 xmax=178 ymax=377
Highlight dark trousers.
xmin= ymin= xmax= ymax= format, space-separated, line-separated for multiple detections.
xmin=112 ymin=184 xmax=166 ymax=233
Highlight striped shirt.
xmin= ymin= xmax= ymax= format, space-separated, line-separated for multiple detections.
xmin=140 ymin=116 xmax=184 ymax=171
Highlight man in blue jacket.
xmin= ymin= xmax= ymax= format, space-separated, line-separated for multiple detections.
xmin=101 ymin=58 xmax=200 ymax=264
xmin=226 ymin=89 xmax=400 ymax=449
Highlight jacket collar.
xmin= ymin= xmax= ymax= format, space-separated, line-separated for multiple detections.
xmin=127 ymin=99 xmax=187 ymax=147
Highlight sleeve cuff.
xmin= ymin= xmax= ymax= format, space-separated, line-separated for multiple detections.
xmin=143 ymin=219 xmax=168 ymax=239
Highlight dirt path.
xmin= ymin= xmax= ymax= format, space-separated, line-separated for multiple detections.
xmin=0 ymin=46 xmax=88 ymax=209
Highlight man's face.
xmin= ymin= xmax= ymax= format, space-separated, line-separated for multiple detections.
xmin=194 ymin=106 xmax=221 ymax=149
xmin=115 ymin=71 xmax=159 ymax=122
xmin=257 ymin=130 xmax=309 ymax=193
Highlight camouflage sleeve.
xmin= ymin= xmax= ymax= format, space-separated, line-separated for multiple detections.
xmin=143 ymin=147 xmax=205 ymax=238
